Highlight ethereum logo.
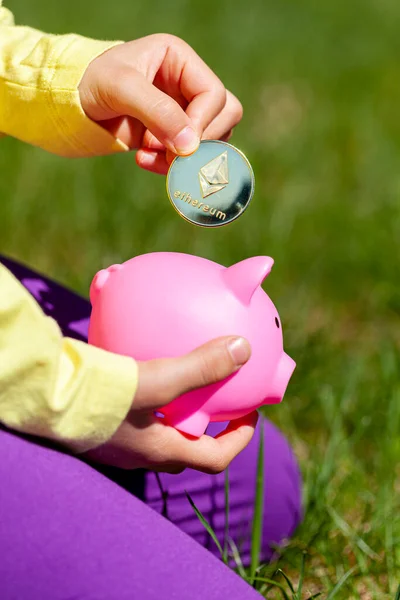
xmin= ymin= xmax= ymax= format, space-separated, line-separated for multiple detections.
xmin=198 ymin=151 xmax=229 ymax=199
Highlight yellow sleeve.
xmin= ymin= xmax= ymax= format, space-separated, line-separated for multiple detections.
xmin=0 ymin=263 xmax=138 ymax=453
xmin=0 ymin=2 xmax=129 ymax=157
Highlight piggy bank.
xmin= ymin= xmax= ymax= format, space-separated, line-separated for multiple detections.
xmin=88 ymin=252 xmax=295 ymax=437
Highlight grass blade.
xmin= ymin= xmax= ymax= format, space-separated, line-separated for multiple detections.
xmin=226 ymin=536 xmax=247 ymax=579
xmin=327 ymin=506 xmax=380 ymax=561
xmin=185 ymin=490 xmax=225 ymax=561
xmin=326 ymin=566 xmax=358 ymax=599
xmin=249 ymin=576 xmax=290 ymax=600
xmin=394 ymin=583 xmax=400 ymax=600
xmin=223 ymin=467 xmax=230 ymax=564
xmin=250 ymin=420 xmax=265 ymax=584
xmin=305 ymin=593 xmax=322 ymax=600
xmin=276 ymin=568 xmax=296 ymax=594
xmin=297 ymin=551 xmax=307 ymax=599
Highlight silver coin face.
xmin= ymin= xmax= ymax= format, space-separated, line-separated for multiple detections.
xmin=166 ymin=140 xmax=255 ymax=227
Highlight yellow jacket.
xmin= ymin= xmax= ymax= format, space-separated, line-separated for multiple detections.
xmin=0 ymin=2 xmax=138 ymax=453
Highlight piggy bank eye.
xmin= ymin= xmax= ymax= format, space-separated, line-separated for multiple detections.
xmin=275 ymin=317 xmax=280 ymax=329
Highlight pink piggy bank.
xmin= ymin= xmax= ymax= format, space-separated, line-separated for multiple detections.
xmin=88 ymin=252 xmax=295 ymax=437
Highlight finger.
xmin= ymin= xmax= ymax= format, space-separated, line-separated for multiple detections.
xmin=202 ymin=91 xmax=243 ymax=141
xmin=99 ymin=115 xmax=146 ymax=149
xmin=143 ymin=90 xmax=241 ymax=154
xmin=163 ymin=127 xmax=232 ymax=167
xmin=174 ymin=54 xmax=227 ymax=134
xmin=202 ymin=127 xmax=233 ymax=143
xmin=162 ymin=128 xmax=232 ymax=170
xmin=112 ymin=68 xmax=200 ymax=156
xmin=141 ymin=130 xmax=165 ymax=151
xmin=150 ymin=37 xmax=227 ymax=137
xmin=219 ymin=130 xmax=233 ymax=142
xmin=166 ymin=411 xmax=259 ymax=474
xmin=136 ymin=149 xmax=169 ymax=175
xmin=165 ymin=149 xmax=177 ymax=165
xmin=139 ymin=91 xmax=240 ymax=157
xmin=140 ymin=82 xmax=189 ymax=151
xmin=134 ymin=336 xmax=251 ymax=411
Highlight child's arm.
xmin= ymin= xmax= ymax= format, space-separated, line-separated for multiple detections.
xmin=0 ymin=263 xmax=138 ymax=452
xmin=0 ymin=2 xmax=243 ymax=173
xmin=0 ymin=263 xmax=256 ymax=471
xmin=0 ymin=1 xmax=128 ymax=157
xmin=0 ymin=4 xmax=253 ymax=469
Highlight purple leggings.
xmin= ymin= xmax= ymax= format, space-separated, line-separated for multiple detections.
xmin=0 ymin=256 xmax=302 ymax=600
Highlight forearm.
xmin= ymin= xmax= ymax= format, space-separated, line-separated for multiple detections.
xmin=0 ymin=263 xmax=138 ymax=453
xmin=0 ymin=2 xmax=128 ymax=157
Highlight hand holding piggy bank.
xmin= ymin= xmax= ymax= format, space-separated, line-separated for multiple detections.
xmin=88 ymin=252 xmax=295 ymax=437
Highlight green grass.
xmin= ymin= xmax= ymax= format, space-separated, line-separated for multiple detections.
xmin=2 ymin=0 xmax=400 ymax=597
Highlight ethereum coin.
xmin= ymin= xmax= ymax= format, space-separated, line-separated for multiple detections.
xmin=166 ymin=140 xmax=255 ymax=227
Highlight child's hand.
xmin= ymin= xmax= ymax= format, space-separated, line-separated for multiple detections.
xmin=83 ymin=336 xmax=258 ymax=473
xmin=79 ymin=34 xmax=243 ymax=174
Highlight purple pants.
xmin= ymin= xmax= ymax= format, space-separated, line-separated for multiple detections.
xmin=0 ymin=256 xmax=302 ymax=600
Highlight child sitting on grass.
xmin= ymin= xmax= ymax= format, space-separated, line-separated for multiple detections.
xmin=0 ymin=3 xmax=302 ymax=599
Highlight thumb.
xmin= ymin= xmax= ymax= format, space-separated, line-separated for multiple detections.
xmin=133 ymin=336 xmax=251 ymax=411
xmin=110 ymin=69 xmax=200 ymax=155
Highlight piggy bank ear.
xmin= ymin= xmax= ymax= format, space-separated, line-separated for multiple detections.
xmin=89 ymin=264 xmax=122 ymax=305
xmin=223 ymin=256 xmax=274 ymax=305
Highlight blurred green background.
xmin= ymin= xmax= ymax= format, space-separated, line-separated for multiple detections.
xmin=1 ymin=0 xmax=400 ymax=597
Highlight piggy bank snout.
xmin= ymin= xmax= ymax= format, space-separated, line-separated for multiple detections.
xmin=268 ymin=352 xmax=296 ymax=403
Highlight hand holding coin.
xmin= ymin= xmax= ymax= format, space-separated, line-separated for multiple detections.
xmin=79 ymin=33 xmax=243 ymax=174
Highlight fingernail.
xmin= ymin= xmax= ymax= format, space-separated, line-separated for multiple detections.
xmin=228 ymin=337 xmax=251 ymax=367
xmin=173 ymin=126 xmax=200 ymax=155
